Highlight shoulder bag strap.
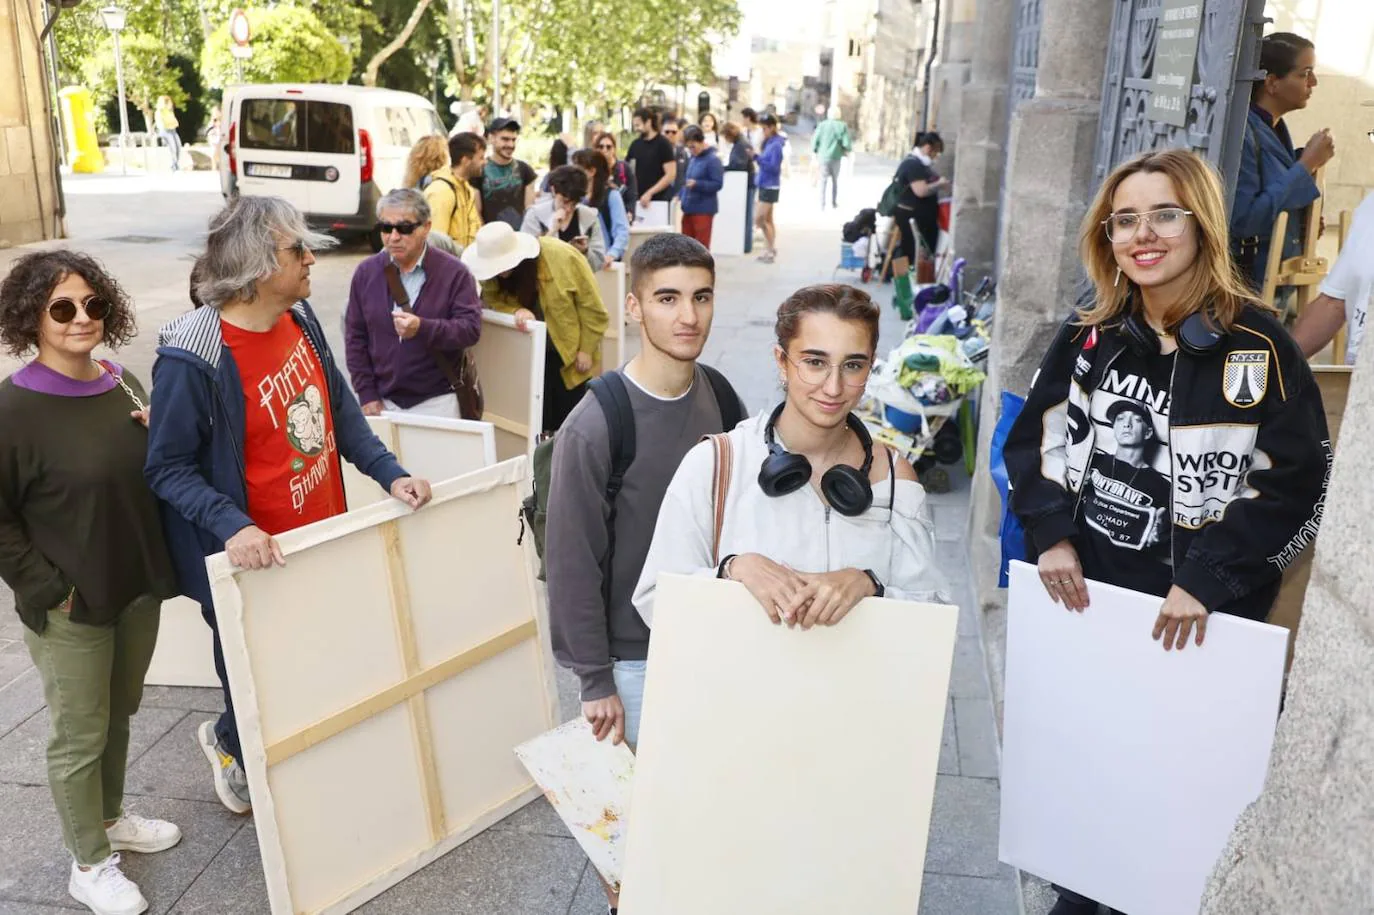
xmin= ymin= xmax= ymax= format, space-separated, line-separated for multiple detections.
xmin=706 ymin=433 xmax=734 ymax=567
xmin=384 ymin=261 xmax=483 ymax=419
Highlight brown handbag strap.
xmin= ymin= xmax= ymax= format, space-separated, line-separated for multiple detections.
xmin=384 ymin=261 xmax=466 ymax=394
xmin=706 ymin=433 xmax=733 ymax=566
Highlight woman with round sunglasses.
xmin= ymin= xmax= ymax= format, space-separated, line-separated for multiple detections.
xmin=593 ymin=130 xmax=638 ymax=226
xmin=1003 ymin=149 xmax=1329 ymax=915
xmin=0 ymin=251 xmax=181 ymax=915
xmin=634 ymin=284 xmax=946 ymax=632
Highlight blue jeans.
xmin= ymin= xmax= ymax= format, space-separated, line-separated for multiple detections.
xmin=159 ymin=129 xmax=182 ymax=170
xmin=612 ymin=659 xmax=647 ymax=751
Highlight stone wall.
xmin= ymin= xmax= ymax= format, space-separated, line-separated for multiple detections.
xmin=0 ymin=0 xmax=61 ymax=246
xmin=1202 ymin=345 xmax=1373 ymax=911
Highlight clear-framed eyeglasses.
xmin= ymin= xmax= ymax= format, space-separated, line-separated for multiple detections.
xmin=1102 ymin=207 xmax=1194 ymax=244
xmin=785 ymin=353 xmax=873 ymax=388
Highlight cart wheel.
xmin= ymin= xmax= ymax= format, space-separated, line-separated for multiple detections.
xmin=933 ymin=426 xmax=964 ymax=465
xmin=861 ymin=266 xmax=873 ymax=283
xmin=914 ymin=452 xmax=938 ymax=474
xmin=920 ymin=467 xmax=951 ymax=494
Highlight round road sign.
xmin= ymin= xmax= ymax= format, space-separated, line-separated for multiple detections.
xmin=229 ymin=8 xmax=251 ymax=46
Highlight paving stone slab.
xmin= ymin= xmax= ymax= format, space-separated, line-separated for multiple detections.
xmin=938 ymin=699 xmax=959 ymax=776
xmin=0 ymin=705 xmax=187 ymax=787
xmin=0 ymin=668 xmax=46 ymax=739
xmin=0 ymin=638 xmax=33 ymax=689
xmin=490 ymin=796 xmax=573 ymax=839
xmin=919 ymin=872 xmax=1021 ymax=915
xmin=139 ymin=685 xmax=227 ymax=714
xmin=924 ymin=775 xmax=1010 ymax=879
xmin=356 ymin=829 xmax=587 ymax=915
xmin=167 ymin=821 xmax=268 ymax=914
xmin=954 ymin=696 xmax=1001 ymax=779
xmin=125 ymin=713 xmax=230 ymax=805
xmin=948 ymin=636 xmax=992 ymax=700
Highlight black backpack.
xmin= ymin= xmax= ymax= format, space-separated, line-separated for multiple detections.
xmin=522 ymin=366 xmax=743 ymax=597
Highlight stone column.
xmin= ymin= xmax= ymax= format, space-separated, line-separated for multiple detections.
xmin=927 ymin=0 xmax=978 ymax=177
xmin=965 ymin=0 xmax=1114 ymax=718
xmin=0 ymin=0 xmax=62 ymax=246
xmin=1202 ymin=348 xmax=1374 ymax=908
xmin=949 ymin=0 xmax=1016 ymax=287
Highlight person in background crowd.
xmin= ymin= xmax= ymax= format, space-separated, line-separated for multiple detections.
xmin=424 ymin=132 xmax=486 ymax=248
xmin=1230 ymin=32 xmax=1334 ymax=300
xmin=889 ymin=131 xmax=948 ymax=315
xmin=452 ymin=105 xmax=486 ymax=137
xmin=206 ymin=105 xmax=223 ymax=172
xmin=572 ymin=147 xmax=630 ymax=269
xmin=345 ymin=189 xmax=483 ymax=420
xmin=547 ymin=234 xmax=744 ymax=915
xmin=404 ymin=135 xmax=450 ymax=191
xmin=679 ymin=125 xmax=724 ymax=249
xmin=539 ymin=138 xmax=571 ymax=195
xmin=594 ymin=130 xmax=639 ymax=225
xmin=463 ymin=222 xmax=609 ymax=433
xmin=145 ymin=196 xmax=433 ymax=819
xmin=754 ymin=113 xmax=786 ymax=264
xmin=475 ymin=117 xmax=538 ymax=229
xmin=634 ymin=282 xmax=945 ymax=634
xmin=720 ymin=121 xmax=757 ymax=253
xmin=1293 ymin=182 xmax=1373 ymax=364
xmin=155 ymin=95 xmax=182 ymax=172
xmin=698 ymin=112 xmax=721 ymax=148
xmin=522 ymin=165 xmax=608 ymax=272
xmin=1003 ymin=149 xmax=1330 ymax=915
xmin=812 ymin=105 xmax=853 ymax=211
xmin=0 ymin=251 xmax=182 ymax=915
xmin=629 ymin=109 xmax=678 ymax=223
xmin=664 ymin=118 xmax=690 ymax=200
xmin=741 ymin=107 xmax=764 ymax=155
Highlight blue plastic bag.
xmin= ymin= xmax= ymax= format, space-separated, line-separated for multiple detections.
xmin=989 ymin=391 xmax=1027 ymax=587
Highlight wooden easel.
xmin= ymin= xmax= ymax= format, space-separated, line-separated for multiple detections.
xmin=1259 ymin=167 xmax=1328 ymax=312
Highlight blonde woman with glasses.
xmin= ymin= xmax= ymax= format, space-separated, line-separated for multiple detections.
xmin=634 ymin=284 xmax=946 ymax=633
xmin=1002 ymin=148 xmax=1330 ymax=915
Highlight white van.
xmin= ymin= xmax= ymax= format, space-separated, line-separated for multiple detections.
xmin=219 ymin=84 xmax=445 ymax=238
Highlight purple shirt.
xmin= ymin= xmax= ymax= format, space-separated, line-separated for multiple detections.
xmin=343 ymin=246 xmax=482 ymax=409
xmin=11 ymin=360 xmax=121 ymax=397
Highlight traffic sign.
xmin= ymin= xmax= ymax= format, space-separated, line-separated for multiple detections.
xmin=229 ymin=8 xmax=251 ymax=46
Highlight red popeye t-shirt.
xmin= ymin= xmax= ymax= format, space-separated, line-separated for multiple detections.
xmin=222 ymin=314 xmax=347 ymax=535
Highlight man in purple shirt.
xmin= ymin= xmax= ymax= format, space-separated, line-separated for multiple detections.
xmin=345 ymin=188 xmax=483 ymax=419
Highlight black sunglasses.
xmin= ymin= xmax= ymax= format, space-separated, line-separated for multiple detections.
xmin=375 ymin=221 xmax=421 ymax=236
xmin=47 ymin=294 xmax=112 ymax=324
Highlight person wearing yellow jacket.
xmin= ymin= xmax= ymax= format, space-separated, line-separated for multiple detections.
xmin=423 ymin=132 xmax=486 ymax=248
xmin=155 ymin=95 xmax=182 ymax=172
xmin=463 ymin=222 xmax=609 ymax=432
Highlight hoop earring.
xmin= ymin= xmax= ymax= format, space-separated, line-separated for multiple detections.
xmin=1114 ymin=267 xmax=1122 ymax=288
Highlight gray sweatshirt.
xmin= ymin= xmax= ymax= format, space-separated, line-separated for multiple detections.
xmin=546 ymin=366 xmax=744 ymax=699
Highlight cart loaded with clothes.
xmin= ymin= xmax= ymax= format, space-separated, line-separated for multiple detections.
xmin=860 ymin=263 xmax=994 ymax=492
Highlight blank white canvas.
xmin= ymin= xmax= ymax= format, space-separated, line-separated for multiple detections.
xmin=711 ymin=170 xmax=748 ymax=257
xmin=473 ymin=311 xmax=545 ymax=459
xmin=143 ymin=596 xmax=219 ymax=687
xmin=998 ymin=560 xmax=1287 ymax=915
xmin=618 ymin=574 xmax=958 ymax=915
xmin=594 ymin=262 xmax=626 ymax=371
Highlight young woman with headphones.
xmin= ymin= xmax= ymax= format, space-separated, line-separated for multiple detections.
xmin=633 ymin=284 xmax=947 ymax=631
xmin=1003 ymin=150 xmax=1330 ymax=915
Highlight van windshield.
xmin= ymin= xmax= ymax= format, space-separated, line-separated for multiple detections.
xmin=241 ymin=99 xmax=355 ymax=154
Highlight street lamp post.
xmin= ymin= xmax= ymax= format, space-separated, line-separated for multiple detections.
xmin=491 ymin=0 xmax=501 ymax=117
xmin=99 ymin=5 xmax=130 ymax=176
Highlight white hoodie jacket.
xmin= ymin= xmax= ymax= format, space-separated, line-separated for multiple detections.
xmin=633 ymin=411 xmax=949 ymax=626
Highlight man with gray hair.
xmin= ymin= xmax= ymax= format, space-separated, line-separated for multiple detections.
xmin=344 ymin=187 xmax=483 ymax=419
xmin=145 ymin=195 xmax=433 ymax=815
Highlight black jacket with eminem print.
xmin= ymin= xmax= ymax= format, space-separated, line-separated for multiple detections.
xmin=1004 ymin=304 xmax=1331 ymax=620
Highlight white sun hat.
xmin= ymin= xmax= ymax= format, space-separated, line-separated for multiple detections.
xmin=461 ymin=221 xmax=541 ymax=282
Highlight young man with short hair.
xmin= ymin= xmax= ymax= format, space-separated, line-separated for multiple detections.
xmin=627 ymin=108 xmax=678 ymax=224
xmin=424 ymin=131 xmax=486 ymax=247
xmin=545 ymin=232 xmax=743 ymax=913
xmin=474 ymin=117 xmax=538 ymax=229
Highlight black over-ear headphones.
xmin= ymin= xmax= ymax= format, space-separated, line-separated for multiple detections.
xmin=1119 ymin=309 xmax=1226 ymax=358
xmin=758 ymin=402 xmax=875 ymax=516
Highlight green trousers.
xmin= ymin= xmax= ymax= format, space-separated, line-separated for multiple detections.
xmin=22 ymin=595 xmax=160 ymax=865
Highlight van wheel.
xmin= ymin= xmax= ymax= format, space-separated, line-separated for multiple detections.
xmin=368 ymin=227 xmax=384 ymax=253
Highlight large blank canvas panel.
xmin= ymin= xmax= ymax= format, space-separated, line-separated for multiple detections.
xmin=143 ymin=596 xmax=218 ymax=687
xmin=341 ymin=414 xmax=496 ymax=510
xmin=998 ymin=561 xmax=1287 ymax=915
xmin=619 ymin=574 xmax=958 ymax=915
xmin=473 ymin=310 xmax=545 ymax=460
xmin=209 ymin=459 xmax=558 ymax=914
xmin=595 ymin=262 xmax=626 ymax=370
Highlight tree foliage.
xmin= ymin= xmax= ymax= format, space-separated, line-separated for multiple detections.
xmin=201 ymin=7 xmax=353 ymax=89
xmin=81 ymin=34 xmax=188 ymax=132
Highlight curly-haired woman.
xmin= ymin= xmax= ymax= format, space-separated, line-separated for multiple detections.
xmin=0 ymin=250 xmax=181 ymax=915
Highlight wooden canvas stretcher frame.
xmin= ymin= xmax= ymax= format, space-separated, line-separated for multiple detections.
xmin=595 ymin=261 xmax=627 ymax=371
xmin=473 ymin=310 xmax=545 ymax=459
xmin=144 ymin=415 xmax=498 ymax=687
xmin=208 ymin=459 xmax=559 ymax=914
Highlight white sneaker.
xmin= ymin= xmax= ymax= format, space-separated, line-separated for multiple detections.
xmin=68 ymin=854 xmax=148 ymax=915
xmin=106 ymin=813 xmax=182 ymax=854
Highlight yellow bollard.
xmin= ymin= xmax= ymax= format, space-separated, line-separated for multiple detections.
xmin=59 ymin=87 xmax=106 ymax=174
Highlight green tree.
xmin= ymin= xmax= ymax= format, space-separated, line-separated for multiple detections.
xmin=82 ymin=33 xmax=188 ymax=132
xmin=201 ymin=6 xmax=353 ymax=89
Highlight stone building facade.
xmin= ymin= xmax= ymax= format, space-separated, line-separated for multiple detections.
xmin=0 ymin=0 xmax=61 ymax=246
